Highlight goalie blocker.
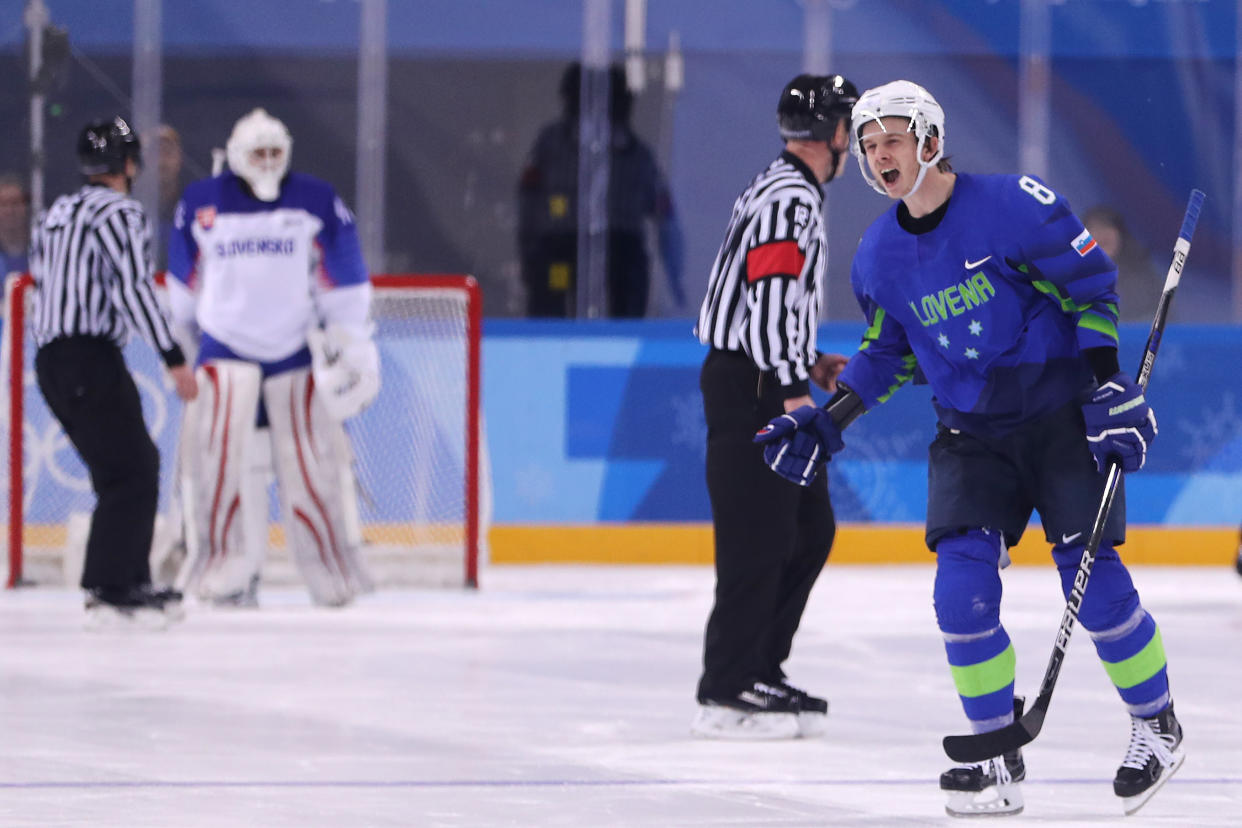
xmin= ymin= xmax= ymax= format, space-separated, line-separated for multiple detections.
xmin=178 ymin=360 xmax=374 ymax=607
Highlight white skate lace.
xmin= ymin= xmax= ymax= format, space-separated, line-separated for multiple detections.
xmin=950 ymin=757 xmax=1011 ymax=787
xmin=1120 ymin=716 xmax=1176 ymax=770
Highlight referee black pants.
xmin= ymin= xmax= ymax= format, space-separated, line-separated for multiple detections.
xmin=35 ymin=336 xmax=160 ymax=591
xmin=697 ymin=349 xmax=835 ymax=701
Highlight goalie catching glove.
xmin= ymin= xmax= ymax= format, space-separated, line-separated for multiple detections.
xmin=1081 ymin=371 xmax=1157 ymax=473
xmin=307 ymin=322 xmax=381 ymax=422
xmin=753 ymin=404 xmax=845 ymax=486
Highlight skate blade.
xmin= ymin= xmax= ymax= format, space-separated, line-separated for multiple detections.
xmin=944 ymin=783 xmax=1024 ymax=818
xmin=1120 ymin=750 xmax=1186 ymax=815
xmin=689 ymin=707 xmax=800 ymax=740
xmin=84 ymin=605 xmax=172 ymax=632
xmin=796 ymin=710 xmax=828 ymax=739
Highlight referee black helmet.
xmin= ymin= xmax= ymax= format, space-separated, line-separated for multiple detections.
xmin=77 ymin=116 xmax=142 ymax=176
xmin=778 ymin=74 xmax=859 ymax=143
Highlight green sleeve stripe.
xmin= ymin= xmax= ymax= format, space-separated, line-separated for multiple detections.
xmin=857 ymin=307 xmax=914 ymax=402
xmin=1102 ymin=629 xmax=1167 ymax=690
xmin=949 ymin=643 xmax=1016 ymax=698
xmin=1079 ymin=312 xmax=1119 ymax=343
xmin=1031 ymin=280 xmax=1092 ymax=313
xmin=876 ymin=374 xmax=911 ymax=403
xmin=859 ymin=307 xmax=886 ymax=351
xmin=875 ymin=353 xmax=917 ymax=403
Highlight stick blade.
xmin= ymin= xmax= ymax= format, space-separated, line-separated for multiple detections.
xmin=942 ymin=708 xmax=1046 ymax=763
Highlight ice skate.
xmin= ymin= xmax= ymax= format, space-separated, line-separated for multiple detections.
xmin=208 ymin=573 xmax=261 ymax=609
xmin=1114 ymin=704 xmax=1185 ymax=815
xmin=771 ymin=678 xmax=828 ymax=738
xmin=941 ymin=748 xmax=1025 ymax=818
xmin=691 ymin=680 xmax=801 ymax=740
xmin=941 ymin=697 xmax=1025 ymax=817
xmin=85 ymin=585 xmax=185 ymax=631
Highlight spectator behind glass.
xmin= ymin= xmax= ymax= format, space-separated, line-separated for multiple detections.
xmin=1083 ymin=206 xmax=1162 ymax=323
xmin=517 ymin=62 xmax=686 ymax=318
xmin=155 ymin=124 xmax=185 ymax=271
xmin=0 ymin=173 xmax=31 ymax=277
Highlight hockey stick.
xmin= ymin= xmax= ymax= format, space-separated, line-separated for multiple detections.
xmin=942 ymin=188 xmax=1206 ymax=764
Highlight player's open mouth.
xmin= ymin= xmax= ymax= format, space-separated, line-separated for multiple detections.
xmin=881 ymin=168 xmax=899 ymax=185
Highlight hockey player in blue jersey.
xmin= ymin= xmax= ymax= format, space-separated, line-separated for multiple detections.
xmin=752 ymin=80 xmax=1183 ymax=817
xmin=167 ymin=109 xmax=380 ymax=608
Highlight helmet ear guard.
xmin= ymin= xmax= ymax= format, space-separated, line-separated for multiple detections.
xmin=849 ymin=80 xmax=946 ymax=197
xmin=226 ymin=108 xmax=292 ymax=202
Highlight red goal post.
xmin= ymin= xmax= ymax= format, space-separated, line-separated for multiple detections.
xmin=4 ymin=272 xmax=484 ymax=590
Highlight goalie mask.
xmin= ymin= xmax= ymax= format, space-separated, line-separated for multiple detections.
xmin=226 ymin=108 xmax=292 ymax=202
xmin=850 ymin=80 xmax=945 ymax=198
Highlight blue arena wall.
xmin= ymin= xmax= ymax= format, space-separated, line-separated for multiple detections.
xmin=484 ymin=320 xmax=1242 ymax=527
xmin=6 ymin=317 xmax=1238 ymax=566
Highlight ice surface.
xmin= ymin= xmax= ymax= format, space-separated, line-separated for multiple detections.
xmin=1 ymin=565 xmax=1239 ymax=826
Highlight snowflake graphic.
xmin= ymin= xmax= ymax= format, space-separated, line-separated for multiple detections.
xmin=669 ymin=392 xmax=706 ymax=459
xmin=1178 ymin=391 xmax=1242 ymax=469
xmin=938 ymin=333 xmax=950 ymax=348
xmin=968 ymin=320 xmax=983 ymax=336
xmin=837 ymin=427 xmax=929 ymax=520
xmin=964 ymin=347 xmax=979 ymax=360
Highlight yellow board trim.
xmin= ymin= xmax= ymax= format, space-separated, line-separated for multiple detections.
xmin=489 ymin=523 xmax=1238 ymax=566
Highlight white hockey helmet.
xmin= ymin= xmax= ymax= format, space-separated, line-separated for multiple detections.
xmin=849 ymin=80 xmax=946 ymax=197
xmin=226 ymin=108 xmax=292 ymax=201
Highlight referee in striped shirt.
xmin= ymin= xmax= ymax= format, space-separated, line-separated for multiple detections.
xmin=30 ymin=116 xmax=197 ymax=623
xmin=690 ymin=75 xmax=859 ymax=738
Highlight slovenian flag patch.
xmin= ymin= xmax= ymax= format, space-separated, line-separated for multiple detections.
xmin=1071 ymin=228 xmax=1097 ymax=256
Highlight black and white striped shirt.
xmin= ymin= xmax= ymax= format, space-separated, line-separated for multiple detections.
xmin=30 ymin=184 xmax=184 ymax=366
xmin=695 ymin=151 xmax=826 ymax=392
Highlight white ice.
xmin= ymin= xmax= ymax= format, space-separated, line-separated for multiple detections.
xmin=2 ymin=565 xmax=1239 ymax=827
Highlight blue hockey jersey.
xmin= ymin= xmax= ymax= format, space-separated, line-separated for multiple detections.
xmin=838 ymin=173 xmax=1121 ymax=437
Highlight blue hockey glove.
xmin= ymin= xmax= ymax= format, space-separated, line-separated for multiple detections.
xmin=1081 ymin=372 xmax=1158 ymax=473
xmin=753 ymin=405 xmax=845 ymax=486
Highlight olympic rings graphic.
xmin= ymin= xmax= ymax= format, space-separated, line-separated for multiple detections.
xmin=16 ymin=352 xmax=179 ymax=512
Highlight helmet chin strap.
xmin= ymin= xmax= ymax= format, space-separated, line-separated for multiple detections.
xmin=904 ymin=160 xmax=933 ymax=199
xmin=903 ymin=133 xmax=942 ymax=199
xmin=823 ymin=146 xmax=844 ymax=184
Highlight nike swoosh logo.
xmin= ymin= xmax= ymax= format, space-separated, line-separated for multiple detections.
xmin=1061 ymin=531 xmax=1082 ymax=545
xmin=964 ymin=256 xmax=992 ymax=269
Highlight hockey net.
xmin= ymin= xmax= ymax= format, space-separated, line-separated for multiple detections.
xmin=2 ymin=273 xmax=485 ymax=590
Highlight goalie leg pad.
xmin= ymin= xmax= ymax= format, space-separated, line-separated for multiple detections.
xmin=263 ymin=367 xmax=374 ymax=606
xmin=178 ymin=360 xmax=267 ymax=602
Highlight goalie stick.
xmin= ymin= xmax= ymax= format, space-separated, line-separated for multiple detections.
xmin=942 ymin=188 xmax=1206 ymax=764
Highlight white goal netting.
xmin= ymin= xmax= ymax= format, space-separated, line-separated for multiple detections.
xmin=2 ymin=273 xmax=486 ymax=589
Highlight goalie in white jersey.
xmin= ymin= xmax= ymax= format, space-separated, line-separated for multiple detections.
xmin=166 ymin=108 xmax=380 ymax=607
